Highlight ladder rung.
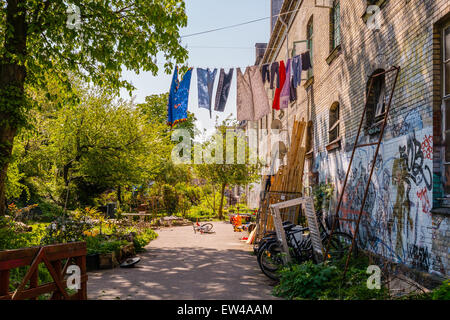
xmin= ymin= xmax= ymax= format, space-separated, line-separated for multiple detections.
xmin=355 ymin=142 xmax=378 ymax=148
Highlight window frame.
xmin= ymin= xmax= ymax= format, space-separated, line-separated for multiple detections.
xmin=330 ymin=0 xmax=341 ymax=51
xmin=329 ymin=102 xmax=340 ymax=144
xmin=306 ymin=120 xmax=314 ymax=155
xmin=365 ymin=69 xmax=386 ymax=132
xmin=307 ymin=17 xmax=314 ymax=79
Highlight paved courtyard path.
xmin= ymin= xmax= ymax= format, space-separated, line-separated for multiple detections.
xmin=87 ymin=222 xmax=278 ymax=300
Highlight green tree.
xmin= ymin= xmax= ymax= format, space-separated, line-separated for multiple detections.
xmin=8 ymin=82 xmax=175 ymax=210
xmin=194 ymin=120 xmax=261 ymax=220
xmin=0 ymin=0 xmax=188 ymax=215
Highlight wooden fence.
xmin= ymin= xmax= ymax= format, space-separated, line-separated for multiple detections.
xmin=0 ymin=242 xmax=87 ymax=300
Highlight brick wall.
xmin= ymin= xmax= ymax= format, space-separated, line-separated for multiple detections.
xmin=251 ymin=0 xmax=450 ymax=278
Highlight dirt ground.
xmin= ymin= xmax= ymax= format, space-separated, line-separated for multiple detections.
xmin=87 ymin=221 xmax=279 ymax=300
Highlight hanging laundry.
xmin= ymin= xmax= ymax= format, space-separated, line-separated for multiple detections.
xmin=167 ymin=67 xmax=193 ymax=127
xmin=270 ymin=62 xmax=280 ymax=90
xmin=301 ymin=51 xmax=312 ymax=71
xmin=261 ymin=64 xmax=270 ymax=84
xmin=292 ymin=55 xmax=302 ymax=88
xmin=236 ymin=66 xmax=271 ymax=121
xmin=197 ymin=68 xmax=217 ymax=117
xmin=290 ymin=76 xmax=297 ymax=102
xmin=214 ymin=68 xmax=234 ymax=112
xmin=280 ymin=58 xmax=292 ymax=109
xmin=272 ymin=60 xmax=285 ymax=110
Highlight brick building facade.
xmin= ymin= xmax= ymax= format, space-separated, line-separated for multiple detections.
xmin=247 ymin=0 xmax=450 ymax=278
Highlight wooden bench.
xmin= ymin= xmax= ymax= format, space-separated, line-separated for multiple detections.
xmin=122 ymin=212 xmax=152 ymax=223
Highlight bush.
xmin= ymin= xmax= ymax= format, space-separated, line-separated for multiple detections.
xmin=313 ymin=183 xmax=334 ymax=213
xmin=274 ymin=261 xmax=339 ymax=300
xmin=133 ymin=229 xmax=158 ymax=252
xmin=85 ymin=236 xmax=129 ymax=255
xmin=40 ymin=216 xmax=93 ymax=245
xmin=34 ymin=200 xmax=64 ymax=222
xmin=431 ymin=279 xmax=450 ymax=300
xmin=274 ymin=259 xmax=390 ymax=300
xmin=0 ymin=216 xmax=47 ymax=250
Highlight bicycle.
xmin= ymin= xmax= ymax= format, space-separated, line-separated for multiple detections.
xmin=256 ymin=210 xmax=357 ymax=281
xmin=253 ymin=221 xmax=295 ymax=254
xmin=193 ymin=222 xmax=214 ymax=234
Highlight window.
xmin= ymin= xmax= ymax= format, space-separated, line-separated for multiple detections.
xmin=329 ymin=102 xmax=340 ymax=143
xmin=443 ymin=24 xmax=450 ymax=195
xmin=307 ymin=17 xmax=314 ymax=79
xmin=366 ymin=69 xmax=386 ymax=131
xmin=330 ymin=0 xmax=341 ymax=51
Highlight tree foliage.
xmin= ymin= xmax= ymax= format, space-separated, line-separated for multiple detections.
xmin=7 ymin=82 xmax=177 ymax=209
xmin=194 ymin=119 xmax=261 ymax=219
xmin=0 ymin=0 xmax=189 ymax=214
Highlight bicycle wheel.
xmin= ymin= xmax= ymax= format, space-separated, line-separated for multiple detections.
xmin=325 ymin=232 xmax=357 ymax=262
xmin=201 ymin=223 xmax=213 ymax=232
xmin=257 ymin=241 xmax=285 ymax=281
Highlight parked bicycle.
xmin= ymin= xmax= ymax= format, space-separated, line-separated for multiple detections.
xmin=256 ymin=210 xmax=357 ymax=281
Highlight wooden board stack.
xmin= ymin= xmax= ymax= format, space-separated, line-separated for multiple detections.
xmin=254 ymin=120 xmax=307 ymax=241
xmin=271 ymin=120 xmax=307 ymax=193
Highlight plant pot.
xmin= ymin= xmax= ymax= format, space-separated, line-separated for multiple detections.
xmin=86 ymin=253 xmax=100 ymax=271
xmin=117 ymin=243 xmax=135 ymax=262
xmin=99 ymin=252 xmax=119 ymax=269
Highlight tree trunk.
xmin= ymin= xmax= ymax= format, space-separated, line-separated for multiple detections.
xmin=218 ymin=183 xmax=226 ymax=220
xmin=0 ymin=126 xmax=17 ymax=215
xmin=0 ymin=0 xmax=28 ymax=215
xmin=212 ymin=184 xmax=216 ymax=216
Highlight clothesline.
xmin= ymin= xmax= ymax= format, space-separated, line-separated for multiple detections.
xmin=167 ymin=51 xmax=312 ymax=127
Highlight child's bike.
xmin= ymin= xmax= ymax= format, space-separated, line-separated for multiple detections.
xmin=193 ymin=222 xmax=215 ymax=234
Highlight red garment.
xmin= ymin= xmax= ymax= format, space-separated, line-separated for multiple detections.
xmin=272 ymin=60 xmax=286 ymax=110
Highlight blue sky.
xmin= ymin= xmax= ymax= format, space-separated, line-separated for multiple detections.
xmin=120 ymin=0 xmax=271 ymax=136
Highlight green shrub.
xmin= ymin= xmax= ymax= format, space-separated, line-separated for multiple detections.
xmin=40 ymin=216 xmax=93 ymax=245
xmin=0 ymin=217 xmax=47 ymax=250
xmin=274 ymin=261 xmax=339 ymax=300
xmin=85 ymin=236 xmax=129 ymax=255
xmin=274 ymin=260 xmax=390 ymax=300
xmin=431 ymin=279 xmax=450 ymax=300
xmin=313 ymin=183 xmax=334 ymax=213
xmin=133 ymin=229 xmax=158 ymax=252
xmin=35 ymin=200 xmax=64 ymax=222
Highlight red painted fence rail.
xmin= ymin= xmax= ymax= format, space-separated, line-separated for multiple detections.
xmin=0 ymin=242 xmax=87 ymax=300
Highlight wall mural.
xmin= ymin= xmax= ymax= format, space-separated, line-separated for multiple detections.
xmin=312 ymin=119 xmax=447 ymax=275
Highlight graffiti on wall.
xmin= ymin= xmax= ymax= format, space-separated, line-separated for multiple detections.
xmin=312 ymin=122 xmax=441 ymax=273
xmin=391 ymin=107 xmax=423 ymax=138
xmin=407 ymin=244 xmax=431 ymax=272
